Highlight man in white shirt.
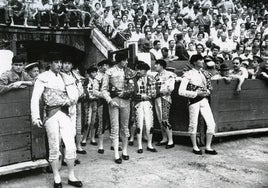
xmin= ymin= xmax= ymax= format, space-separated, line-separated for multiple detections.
xmin=150 ymin=40 xmax=162 ymax=60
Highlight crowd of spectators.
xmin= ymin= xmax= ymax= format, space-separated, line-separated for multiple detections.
xmin=1 ymin=0 xmax=268 ymax=83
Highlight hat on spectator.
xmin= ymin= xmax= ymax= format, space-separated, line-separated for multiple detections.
xmin=160 ymin=10 xmax=165 ymax=14
xmin=206 ymin=61 xmax=215 ymax=67
xmin=220 ymin=63 xmax=230 ymax=71
xmin=25 ymin=62 xmax=39 ymax=71
xmin=253 ymin=55 xmax=263 ymax=63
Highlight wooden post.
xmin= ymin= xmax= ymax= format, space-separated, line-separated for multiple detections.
xmin=108 ymin=50 xmax=113 ymax=61
xmin=128 ymin=43 xmax=136 ymax=69
xmin=10 ymin=40 xmax=17 ymax=56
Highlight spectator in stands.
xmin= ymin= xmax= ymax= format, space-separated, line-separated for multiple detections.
xmin=24 ymin=62 xmax=40 ymax=80
xmin=138 ymin=31 xmax=153 ymax=52
xmin=196 ymin=43 xmax=206 ymax=57
xmin=168 ymin=40 xmax=178 ymax=61
xmin=197 ymin=6 xmax=211 ymax=35
xmin=175 ymin=33 xmax=189 ymax=60
xmin=150 ymin=40 xmax=162 ymax=60
xmin=257 ymin=56 xmax=268 ymax=82
xmin=33 ymin=0 xmax=53 ymax=28
xmin=212 ymin=63 xmax=232 ymax=82
xmin=0 ymin=56 xmax=33 ymax=94
xmin=6 ymin=0 xmax=28 ymax=26
xmin=229 ymin=57 xmax=248 ymax=91
xmin=205 ymin=61 xmax=218 ymax=76
xmin=248 ymin=55 xmax=262 ymax=79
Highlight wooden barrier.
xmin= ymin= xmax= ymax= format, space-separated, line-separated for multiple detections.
xmin=0 ymin=87 xmax=48 ymax=175
xmin=211 ymin=79 xmax=268 ymax=137
xmin=166 ymin=79 xmax=268 ymax=137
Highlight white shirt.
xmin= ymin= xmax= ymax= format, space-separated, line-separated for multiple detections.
xmin=179 ymin=68 xmax=207 ymax=99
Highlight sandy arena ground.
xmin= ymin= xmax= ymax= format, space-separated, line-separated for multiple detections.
xmin=0 ymin=134 xmax=268 ymax=188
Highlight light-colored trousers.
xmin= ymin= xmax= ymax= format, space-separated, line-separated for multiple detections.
xmin=188 ymin=98 xmax=216 ymax=134
xmin=135 ymin=101 xmax=153 ymax=133
xmin=87 ymin=101 xmax=98 ymax=130
xmin=69 ymin=102 xmax=82 ymax=135
xmin=108 ymin=97 xmax=130 ymax=140
xmin=45 ymin=110 xmax=76 ymax=162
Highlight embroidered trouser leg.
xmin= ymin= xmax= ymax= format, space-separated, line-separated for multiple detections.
xmin=45 ymin=111 xmax=76 ymax=162
xmin=188 ymin=98 xmax=216 ymax=134
xmin=135 ymin=101 xmax=153 ymax=133
xmin=87 ymin=101 xmax=97 ymax=129
xmin=109 ymin=98 xmax=130 ymax=140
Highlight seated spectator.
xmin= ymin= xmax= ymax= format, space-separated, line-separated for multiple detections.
xmin=168 ymin=40 xmax=178 ymax=61
xmin=187 ymin=42 xmax=197 ymax=57
xmin=150 ymin=40 xmax=162 ymax=61
xmin=161 ymin=47 xmax=177 ymax=62
xmin=32 ymin=0 xmax=53 ymax=28
xmin=138 ymin=31 xmax=153 ymax=52
xmin=248 ymin=55 xmax=263 ymax=79
xmin=0 ymin=55 xmax=33 ymax=94
xmin=256 ymin=56 xmax=268 ymax=82
xmin=196 ymin=43 xmax=206 ymax=57
xmin=6 ymin=0 xmax=28 ymax=26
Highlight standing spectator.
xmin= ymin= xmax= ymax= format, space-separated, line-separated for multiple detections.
xmin=175 ymin=33 xmax=189 ymax=60
xmin=197 ymin=6 xmax=211 ymax=35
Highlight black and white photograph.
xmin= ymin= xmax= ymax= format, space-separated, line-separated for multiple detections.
xmin=0 ymin=0 xmax=267 ymax=187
